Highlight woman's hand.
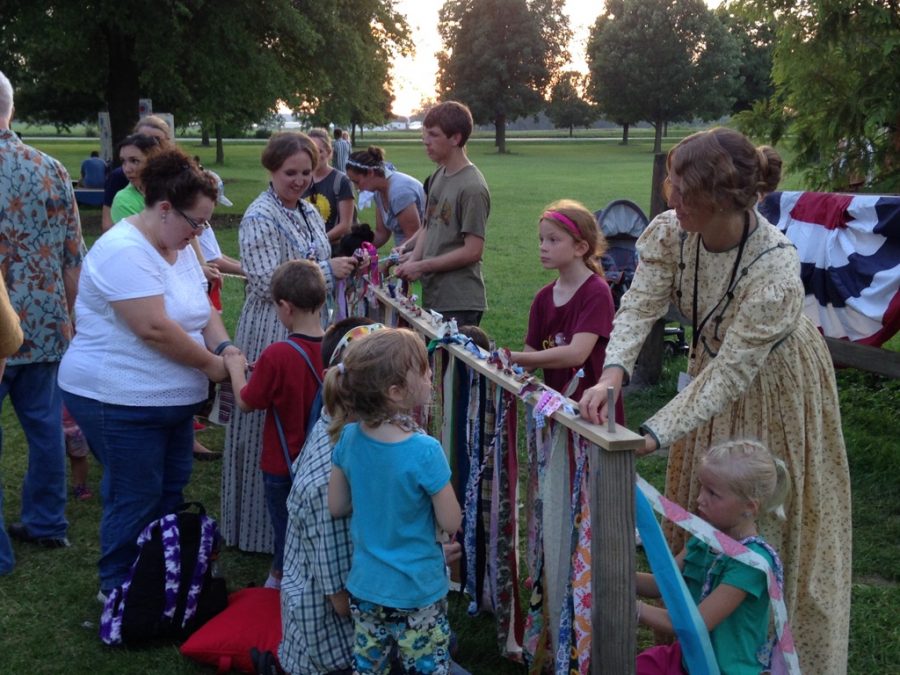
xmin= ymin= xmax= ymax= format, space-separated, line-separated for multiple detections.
xmin=201 ymin=263 xmax=222 ymax=282
xmin=578 ymin=368 xmax=625 ymax=424
xmin=204 ymin=354 xmax=228 ymax=383
xmin=638 ymin=434 xmax=659 ymax=456
xmin=330 ymin=256 xmax=358 ymax=280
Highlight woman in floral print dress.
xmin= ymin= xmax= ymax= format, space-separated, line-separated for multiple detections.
xmin=580 ymin=128 xmax=851 ymax=674
xmin=221 ymin=132 xmax=358 ymax=554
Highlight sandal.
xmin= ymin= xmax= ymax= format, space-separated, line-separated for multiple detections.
xmin=73 ymin=484 xmax=93 ymax=501
xmin=193 ymin=439 xmax=221 ymax=461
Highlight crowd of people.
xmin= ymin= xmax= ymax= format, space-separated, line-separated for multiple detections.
xmin=0 ymin=60 xmax=853 ymax=675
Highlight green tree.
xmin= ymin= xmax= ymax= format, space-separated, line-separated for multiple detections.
xmin=586 ymin=0 xmax=740 ymax=153
xmin=301 ymin=0 xmax=412 ymax=136
xmin=0 ymin=0 xmax=409 ymax=159
xmin=436 ymin=0 xmax=570 ymax=153
xmin=733 ymin=0 xmax=899 ymax=191
xmin=715 ymin=4 xmax=776 ymax=114
xmin=182 ymin=1 xmax=323 ymax=163
xmin=545 ymin=71 xmax=599 ymax=137
xmin=586 ymin=1 xmax=638 ymax=145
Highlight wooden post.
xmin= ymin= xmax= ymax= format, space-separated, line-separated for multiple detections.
xmin=591 ymin=442 xmax=636 ymax=674
xmin=650 ymin=153 xmax=668 ymax=219
xmin=634 ymin=153 xmax=671 ymax=384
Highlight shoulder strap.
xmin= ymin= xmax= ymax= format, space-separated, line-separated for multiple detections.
xmin=273 ymin=339 xmax=323 ymax=476
xmin=282 ymin=339 xmax=323 ymax=385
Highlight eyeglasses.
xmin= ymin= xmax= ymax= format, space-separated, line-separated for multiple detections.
xmin=175 ymin=208 xmax=211 ymax=231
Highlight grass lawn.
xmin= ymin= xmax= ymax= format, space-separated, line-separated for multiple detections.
xmin=0 ymin=134 xmax=896 ymax=673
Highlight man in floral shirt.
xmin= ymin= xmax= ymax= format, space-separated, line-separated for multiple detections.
xmin=0 ymin=70 xmax=84 ymax=573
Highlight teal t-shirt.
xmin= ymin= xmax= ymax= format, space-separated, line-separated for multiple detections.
xmin=331 ymin=423 xmax=451 ymax=609
xmin=110 ymin=183 xmax=144 ymax=223
xmin=682 ymin=536 xmax=773 ymax=674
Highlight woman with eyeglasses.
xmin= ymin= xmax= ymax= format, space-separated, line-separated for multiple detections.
xmin=58 ymin=148 xmax=244 ymax=599
xmin=108 ymin=134 xmax=225 ymax=460
xmin=221 ymin=131 xmax=358 ymax=555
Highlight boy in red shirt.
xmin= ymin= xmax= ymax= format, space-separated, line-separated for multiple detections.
xmin=224 ymin=260 xmax=326 ymax=589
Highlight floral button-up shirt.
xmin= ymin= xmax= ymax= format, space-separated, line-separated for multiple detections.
xmin=0 ymin=129 xmax=84 ymax=364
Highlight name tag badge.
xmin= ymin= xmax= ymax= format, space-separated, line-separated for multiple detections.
xmin=677 ymin=371 xmax=693 ymax=392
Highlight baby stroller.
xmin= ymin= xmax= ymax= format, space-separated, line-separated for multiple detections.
xmin=596 ymin=199 xmax=688 ymax=356
xmin=595 ymin=199 xmax=648 ymax=310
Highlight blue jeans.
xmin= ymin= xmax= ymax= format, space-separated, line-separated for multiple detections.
xmin=263 ymin=471 xmax=291 ymax=574
xmin=62 ymin=391 xmax=198 ymax=592
xmin=0 ymin=362 xmax=68 ymax=575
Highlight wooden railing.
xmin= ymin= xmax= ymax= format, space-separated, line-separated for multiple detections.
xmin=367 ymin=284 xmax=646 ymax=673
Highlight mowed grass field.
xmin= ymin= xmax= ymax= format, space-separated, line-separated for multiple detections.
xmin=0 ymin=133 xmax=896 ymax=673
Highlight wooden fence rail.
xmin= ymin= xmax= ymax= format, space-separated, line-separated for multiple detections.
xmin=367 ymin=284 xmax=646 ymax=673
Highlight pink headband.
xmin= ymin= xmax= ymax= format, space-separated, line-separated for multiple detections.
xmin=543 ymin=210 xmax=582 ymax=239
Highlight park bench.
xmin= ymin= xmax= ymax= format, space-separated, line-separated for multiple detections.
xmin=74 ymin=187 xmax=104 ymax=208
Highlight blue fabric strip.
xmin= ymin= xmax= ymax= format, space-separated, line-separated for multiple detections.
xmin=635 ymin=489 xmax=720 ymax=675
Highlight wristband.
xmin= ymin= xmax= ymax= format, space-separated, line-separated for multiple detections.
xmin=214 ymin=340 xmax=234 ymax=355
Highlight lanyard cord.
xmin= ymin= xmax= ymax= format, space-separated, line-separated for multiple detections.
xmin=691 ymin=210 xmax=751 ymax=358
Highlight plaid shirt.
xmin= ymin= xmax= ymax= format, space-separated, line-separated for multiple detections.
xmin=279 ymin=415 xmax=354 ymax=674
xmin=0 ymin=129 xmax=83 ymax=365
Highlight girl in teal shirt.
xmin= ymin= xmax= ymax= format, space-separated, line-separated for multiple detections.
xmin=636 ymin=440 xmax=790 ymax=674
xmin=327 ymin=328 xmax=462 ymax=675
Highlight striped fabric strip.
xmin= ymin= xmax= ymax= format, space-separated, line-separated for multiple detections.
xmin=636 ymin=475 xmax=801 ymax=675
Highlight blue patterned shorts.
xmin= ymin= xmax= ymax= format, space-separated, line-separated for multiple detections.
xmin=349 ymin=596 xmax=451 ymax=674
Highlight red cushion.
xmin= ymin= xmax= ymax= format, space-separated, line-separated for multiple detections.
xmin=180 ymin=587 xmax=281 ymax=673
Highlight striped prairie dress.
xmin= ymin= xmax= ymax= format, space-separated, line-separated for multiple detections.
xmin=604 ymin=210 xmax=851 ymax=675
xmin=221 ymin=185 xmax=333 ymax=553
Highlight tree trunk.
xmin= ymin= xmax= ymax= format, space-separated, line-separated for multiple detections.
xmin=621 ymin=122 xmax=630 ymax=145
xmin=104 ymin=30 xmax=141 ymax=146
xmin=569 ymin=124 xmax=574 ymax=138
xmin=495 ymin=112 xmax=507 ymax=154
xmin=653 ymin=120 xmax=663 ymax=154
xmin=215 ymin=122 xmax=224 ymax=164
xmin=201 ymin=126 xmax=210 ymax=147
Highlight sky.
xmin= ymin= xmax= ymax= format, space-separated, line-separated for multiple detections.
xmin=389 ymin=0 xmax=721 ymax=117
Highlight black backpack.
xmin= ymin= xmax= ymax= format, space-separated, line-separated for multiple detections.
xmin=99 ymin=502 xmax=228 ymax=646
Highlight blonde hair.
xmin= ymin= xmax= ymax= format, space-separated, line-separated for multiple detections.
xmin=307 ymin=127 xmax=333 ymax=154
xmin=324 ymin=328 xmax=429 ymax=443
xmin=134 ymin=115 xmax=173 ymax=143
xmin=541 ymin=198 xmax=607 ymax=275
xmin=700 ymin=439 xmax=791 ymax=520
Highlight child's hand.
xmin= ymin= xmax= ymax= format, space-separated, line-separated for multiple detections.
xmin=396 ymin=259 xmax=426 ymax=281
xmin=328 ymin=589 xmax=351 ymax=618
xmin=442 ymin=539 xmax=462 ymax=565
xmin=223 ymin=350 xmax=247 ymax=374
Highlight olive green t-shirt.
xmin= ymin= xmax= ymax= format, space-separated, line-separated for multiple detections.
xmin=420 ymin=164 xmax=490 ymax=313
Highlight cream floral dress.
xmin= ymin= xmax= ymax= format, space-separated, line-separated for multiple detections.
xmin=606 ymin=209 xmax=851 ymax=674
